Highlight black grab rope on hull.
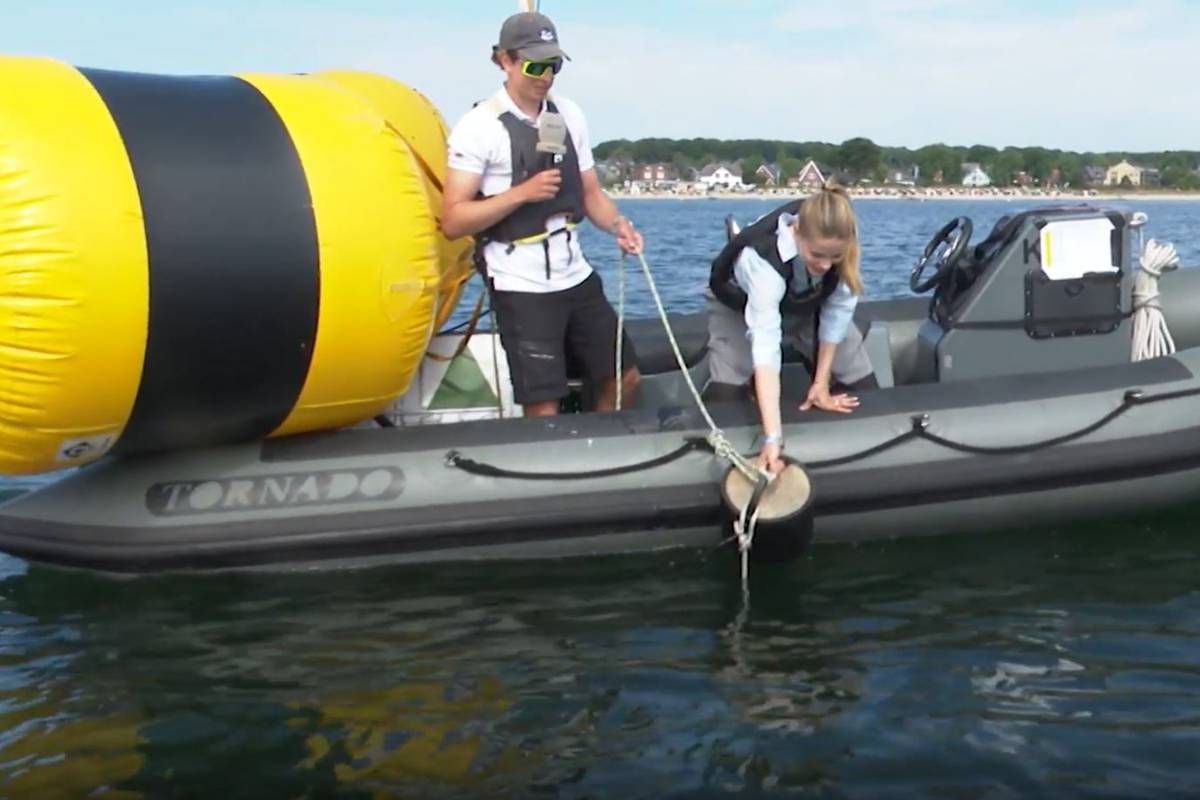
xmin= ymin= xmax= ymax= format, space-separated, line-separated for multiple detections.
xmin=444 ymin=384 xmax=1200 ymax=481
xmin=445 ymin=438 xmax=710 ymax=480
xmin=801 ymin=390 xmax=1138 ymax=469
xmin=805 ymin=430 xmax=921 ymax=470
xmin=806 ymin=386 xmax=1200 ymax=468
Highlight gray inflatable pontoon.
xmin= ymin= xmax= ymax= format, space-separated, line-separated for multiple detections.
xmin=3 ymin=205 xmax=1200 ymax=572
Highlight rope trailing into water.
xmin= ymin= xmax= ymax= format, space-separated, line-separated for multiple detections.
xmin=616 ymin=246 xmax=770 ymax=582
xmin=732 ymin=474 xmax=770 ymax=582
xmin=620 ymin=221 xmax=771 ymax=581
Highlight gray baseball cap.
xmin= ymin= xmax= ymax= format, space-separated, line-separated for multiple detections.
xmin=496 ymin=12 xmax=571 ymax=61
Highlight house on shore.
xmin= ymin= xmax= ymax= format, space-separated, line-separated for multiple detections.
xmin=595 ymin=157 xmax=634 ymax=186
xmin=1105 ymin=159 xmax=1146 ymax=187
xmin=961 ymin=163 xmax=992 ymax=187
xmin=755 ymin=162 xmax=783 ymax=187
xmin=788 ymin=159 xmax=827 ymax=190
xmin=885 ymin=164 xmax=919 ymax=186
xmin=636 ymin=162 xmax=678 ymax=189
xmin=1082 ymin=165 xmax=1106 ymax=187
xmin=698 ymin=161 xmax=744 ymax=190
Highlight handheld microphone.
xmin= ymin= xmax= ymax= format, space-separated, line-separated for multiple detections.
xmin=535 ymin=111 xmax=567 ymax=171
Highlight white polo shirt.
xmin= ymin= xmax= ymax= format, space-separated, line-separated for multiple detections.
xmin=447 ymin=86 xmax=596 ymax=294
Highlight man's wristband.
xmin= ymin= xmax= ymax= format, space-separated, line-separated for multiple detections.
xmin=611 ymin=215 xmax=629 ymax=235
xmin=762 ymin=432 xmax=784 ymax=449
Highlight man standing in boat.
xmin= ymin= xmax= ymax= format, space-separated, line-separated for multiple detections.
xmin=441 ymin=11 xmax=642 ymax=417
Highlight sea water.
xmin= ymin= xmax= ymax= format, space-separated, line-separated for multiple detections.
xmin=2 ymin=198 xmax=1199 ymax=797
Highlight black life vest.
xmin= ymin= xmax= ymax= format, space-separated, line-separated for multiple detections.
xmin=477 ymin=98 xmax=585 ymax=250
xmin=709 ymin=199 xmax=840 ymax=318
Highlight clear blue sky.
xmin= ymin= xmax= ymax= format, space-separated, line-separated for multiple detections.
xmin=4 ymin=0 xmax=1198 ymax=152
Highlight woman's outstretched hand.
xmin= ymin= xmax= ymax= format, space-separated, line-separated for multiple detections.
xmin=800 ymin=382 xmax=859 ymax=414
xmin=756 ymin=440 xmax=785 ymax=476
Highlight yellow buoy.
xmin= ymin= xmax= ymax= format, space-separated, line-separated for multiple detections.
xmin=317 ymin=69 xmax=476 ymax=333
xmin=0 ymin=56 xmax=456 ymax=475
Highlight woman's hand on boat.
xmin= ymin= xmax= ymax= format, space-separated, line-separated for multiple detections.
xmin=756 ymin=441 xmax=785 ymax=475
xmin=801 ymin=383 xmax=859 ymax=414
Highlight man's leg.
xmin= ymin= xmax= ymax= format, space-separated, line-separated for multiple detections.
xmin=523 ymin=398 xmax=560 ymax=417
xmin=490 ymin=286 xmax=572 ymax=416
xmin=594 ymin=360 xmax=640 ymax=412
xmin=565 ymin=273 xmax=641 ymax=411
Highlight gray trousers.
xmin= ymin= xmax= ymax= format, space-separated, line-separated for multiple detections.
xmin=705 ymin=292 xmax=874 ymax=387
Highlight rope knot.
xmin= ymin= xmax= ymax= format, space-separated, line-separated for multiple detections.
xmin=1138 ymin=238 xmax=1180 ymax=278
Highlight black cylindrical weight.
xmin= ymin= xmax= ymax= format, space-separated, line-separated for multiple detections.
xmin=719 ymin=457 xmax=815 ymax=562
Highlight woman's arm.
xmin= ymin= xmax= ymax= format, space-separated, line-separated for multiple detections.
xmin=801 ymin=283 xmax=861 ymax=413
xmin=752 ymin=366 xmax=785 ymax=473
xmin=734 ymin=249 xmax=787 ymax=473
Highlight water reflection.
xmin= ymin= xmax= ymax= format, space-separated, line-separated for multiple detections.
xmin=1 ymin=503 xmax=1199 ymax=796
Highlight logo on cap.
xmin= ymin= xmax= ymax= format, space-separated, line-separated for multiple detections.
xmin=540 ymin=28 xmax=555 ymax=41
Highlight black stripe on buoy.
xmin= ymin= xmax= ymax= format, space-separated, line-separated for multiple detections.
xmin=81 ymin=69 xmax=319 ymax=454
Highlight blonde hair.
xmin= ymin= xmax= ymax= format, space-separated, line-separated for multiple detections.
xmin=794 ymin=180 xmax=863 ymax=296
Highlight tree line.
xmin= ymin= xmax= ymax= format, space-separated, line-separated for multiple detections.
xmin=592 ymin=137 xmax=1200 ymax=189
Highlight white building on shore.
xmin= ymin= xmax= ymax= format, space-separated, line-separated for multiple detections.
xmin=962 ymin=163 xmax=992 ymax=187
xmin=697 ymin=162 xmax=744 ymax=190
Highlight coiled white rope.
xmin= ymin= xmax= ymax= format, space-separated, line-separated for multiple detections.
xmin=1131 ymin=238 xmax=1179 ymax=362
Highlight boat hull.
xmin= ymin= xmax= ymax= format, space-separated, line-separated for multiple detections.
xmin=2 ymin=339 xmax=1199 ymax=572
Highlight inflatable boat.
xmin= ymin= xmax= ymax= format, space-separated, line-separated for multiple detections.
xmin=3 ymin=203 xmax=1200 ymax=573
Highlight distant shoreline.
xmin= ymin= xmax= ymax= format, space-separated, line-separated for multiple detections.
xmin=608 ymin=188 xmax=1200 ymax=202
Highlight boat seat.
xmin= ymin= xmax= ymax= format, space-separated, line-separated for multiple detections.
xmin=560 ymin=314 xmax=709 ymax=412
xmin=615 ymin=314 xmax=709 ymax=376
xmin=863 ymin=320 xmax=895 ymax=388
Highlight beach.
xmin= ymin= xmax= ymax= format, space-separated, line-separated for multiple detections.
xmin=608 ymin=187 xmax=1200 ymax=202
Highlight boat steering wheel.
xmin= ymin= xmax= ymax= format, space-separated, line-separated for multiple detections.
xmin=910 ymin=216 xmax=973 ymax=294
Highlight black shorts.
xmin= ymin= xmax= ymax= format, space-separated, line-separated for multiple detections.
xmin=491 ymin=272 xmax=638 ymax=405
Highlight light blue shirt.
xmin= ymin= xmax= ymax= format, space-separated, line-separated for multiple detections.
xmin=733 ymin=212 xmax=859 ymax=371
